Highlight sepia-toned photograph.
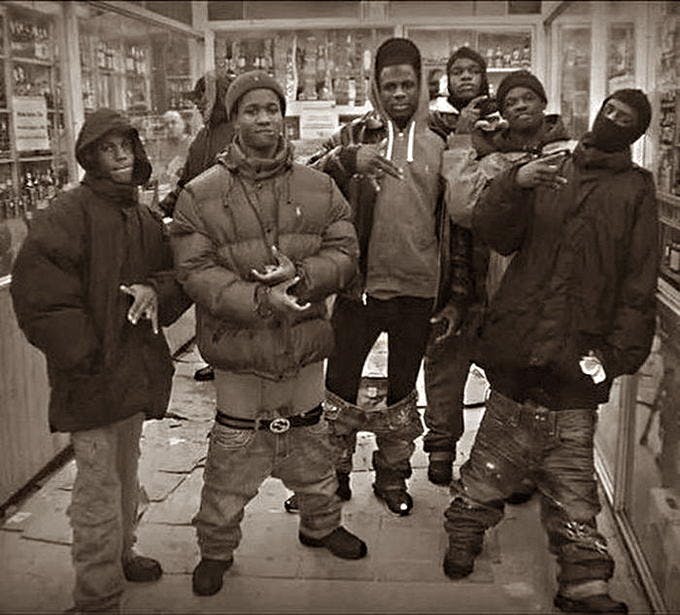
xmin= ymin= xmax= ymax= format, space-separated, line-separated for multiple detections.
xmin=0 ymin=1 xmax=677 ymax=613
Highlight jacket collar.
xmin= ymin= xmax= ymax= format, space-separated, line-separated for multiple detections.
xmin=218 ymin=135 xmax=293 ymax=180
xmin=82 ymin=174 xmax=139 ymax=208
xmin=572 ymin=133 xmax=633 ymax=172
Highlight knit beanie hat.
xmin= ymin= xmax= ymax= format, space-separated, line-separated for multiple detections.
xmin=375 ymin=38 xmax=421 ymax=79
xmin=445 ymin=46 xmax=490 ymax=102
xmin=607 ymin=89 xmax=652 ymax=138
xmin=496 ymin=70 xmax=547 ymax=110
xmin=225 ymin=70 xmax=286 ymax=120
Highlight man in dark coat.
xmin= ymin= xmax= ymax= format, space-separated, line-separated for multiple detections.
xmin=442 ymin=90 xmax=658 ymax=615
xmin=10 ymin=109 xmax=190 ymax=613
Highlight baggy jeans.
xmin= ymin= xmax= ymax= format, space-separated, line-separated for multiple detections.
xmin=325 ymin=295 xmax=430 ymax=487
xmin=68 ymin=412 xmax=145 ymax=612
xmin=423 ymin=333 xmax=472 ymax=456
xmin=444 ymin=391 xmax=614 ymax=588
xmin=193 ymin=419 xmax=342 ymax=562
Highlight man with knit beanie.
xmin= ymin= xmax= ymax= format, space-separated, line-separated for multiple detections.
xmin=171 ymin=70 xmax=366 ymax=598
xmin=296 ymin=38 xmax=471 ymax=517
xmin=422 ymin=46 xmax=501 ymax=488
xmin=442 ymin=89 xmax=658 ymax=614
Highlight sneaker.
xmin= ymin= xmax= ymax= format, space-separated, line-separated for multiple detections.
xmin=192 ymin=557 xmax=234 ymax=596
xmin=194 ymin=365 xmax=215 ymax=382
xmin=554 ymin=593 xmax=628 ymax=613
xmin=299 ymin=526 xmax=367 ymax=559
xmin=442 ymin=543 xmax=481 ymax=580
xmin=336 ymin=471 xmax=352 ymax=501
xmin=428 ymin=458 xmax=453 ymax=486
xmin=122 ymin=555 xmax=163 ymax=582
xmin=284 ymin=494 xmax=299 ymax=513
xmin=372 ymin=484 xmax=413 ymax=516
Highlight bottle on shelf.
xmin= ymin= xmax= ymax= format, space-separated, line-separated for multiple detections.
xmin=494 ymin=44 xmax=503 ymax=68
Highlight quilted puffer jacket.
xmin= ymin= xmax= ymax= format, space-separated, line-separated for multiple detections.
xmin=170 ymin=137 xmax=359 ymax=379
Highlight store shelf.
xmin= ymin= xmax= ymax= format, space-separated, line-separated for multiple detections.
xmin=487 ymin=67 xmax=528 ymax=72
xmin=17 ymin=154 xmax=53 ymax=162
xmin=0 ymin=158 xmax=13 ymax=164
xmin=11 ymin=56 xmax=52 ymax=66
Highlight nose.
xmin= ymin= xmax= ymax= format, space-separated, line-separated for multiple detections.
xmin=114 ymin=145 xmax=131 ymax=161
xmin=255 ymin=109 xmax=271 ymax=124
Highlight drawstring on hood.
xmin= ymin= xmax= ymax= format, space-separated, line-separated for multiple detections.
xmin=370 ymin=38 xmax=430 ymax=165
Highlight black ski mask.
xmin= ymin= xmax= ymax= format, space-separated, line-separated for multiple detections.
xmin=590 ymin=89 xmax=651 ymax=152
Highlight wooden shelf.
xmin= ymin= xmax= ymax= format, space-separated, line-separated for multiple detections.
xmin=11 ymin=56 xmax=53 ymax=66
xmin=17 ymin=154 xmax=53 ymax=162
xmin=487 ymin=67 xmax=528 ymax=73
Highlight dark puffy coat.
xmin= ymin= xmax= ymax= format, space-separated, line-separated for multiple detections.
xmin=473 ymin=137 xmax=659 ymax=410
xmin=10 ymin=109 xmax=190 ymax=433
xmin=170 ymin=138 xmax=359 ymax=379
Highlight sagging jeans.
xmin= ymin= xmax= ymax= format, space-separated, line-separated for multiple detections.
xmin=68 ymin=412 xmax=145 ymax=612
xmin=193 ymin=419 xmax=342 ymax=562
xmin=325 ymin=295 xmax=431 ymax=487
xmin=423 ymin=333 xmax=472 ymax=457
xmin=444 ymin=391 xmax=614 ymax=589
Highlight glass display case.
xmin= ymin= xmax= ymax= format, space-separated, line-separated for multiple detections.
xmin=0 ymin=4 xmax=69 ymax=279
xmin=405 ymin=27 xmax=534 ymax=97
xmin=558 ymin=25 xmax=591 ymax=139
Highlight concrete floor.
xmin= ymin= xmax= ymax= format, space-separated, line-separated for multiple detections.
xmin=0 ymin=346 xmax=652 ymax=614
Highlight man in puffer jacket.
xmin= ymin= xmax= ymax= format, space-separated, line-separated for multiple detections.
xmin=442 ymin=90 xmax=658 ymax=615
xmin=10 ymin=109 xmax=191 ymax=613
xmin=299 ymin=38 xmax=471 ymax=517
xmin=170 ymin=70 xmax=366 ymax=598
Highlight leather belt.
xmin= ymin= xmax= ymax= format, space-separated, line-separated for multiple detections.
xmin=215 ymin=404 xmax=323 ymax=434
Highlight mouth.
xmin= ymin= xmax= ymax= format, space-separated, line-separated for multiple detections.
xmin=392 ymin=104 xmax=410 ymax=112
xmin=112 ymin=166 xmax=133 ymax=173
xmin=254 ymin=130 xmax=275 ymax=136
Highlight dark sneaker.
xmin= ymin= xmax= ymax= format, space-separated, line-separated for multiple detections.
xmin=299 ymin=526 xmax=367 ymax=559
xmin=372 ymin=484 xmax=413 ymax=516
xmin=284 ymin=494 xmax=299 ymax=513
xmin=428 ymin=458 xmax=453 ymax=486
xmin=122 ymin=555 xmax=163 ymax=582
xmin=194 ymin=365 xmax=215 ymax=382
xmin=554 ymin=593 xmax=628 ymax=613
xmin=443 ymin=543 xmax=481 ymax=580
xmin=192 ymin=558 xmax=234 ymax=596
xmin=336 ymin=471 xmax=352 ymax=501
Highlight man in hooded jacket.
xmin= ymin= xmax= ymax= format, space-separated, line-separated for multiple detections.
xmin=10 ymin=109 xmax=190 ymax=613
xmin=300 ymin=38 xmax=471 ymax=517
xmin=442 ymin=89 xmax=658 ymax=615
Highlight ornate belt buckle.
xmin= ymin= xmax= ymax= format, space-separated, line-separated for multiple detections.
xmin=269 ymin=417 xmax=291 ymax=434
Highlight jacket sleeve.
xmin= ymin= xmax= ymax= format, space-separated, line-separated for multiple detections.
xmin=472 ymin=166 xmax=532 ymax=256
xmin=601 ymin=177 xmax=659 ymax=378
xmin=145 ymin=220 xmax=193 ymax=327
xmin=9 ymin=202 xmax=101 ymax=372
xmin=294 ymin=178 xmax=359 ymax=303
xmin=169 ymin=186 xmax=265 ymax=325
xmin=443 ymin=136 xmax=514 ymax=229
xmin=307 ymin=126 xmax=358 ymax=199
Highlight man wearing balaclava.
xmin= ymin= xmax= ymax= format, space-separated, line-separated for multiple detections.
xmin=290 ymin=38 xmax=471 ymax=518
xmin=442 ymin=89 xmax=658 ymax=615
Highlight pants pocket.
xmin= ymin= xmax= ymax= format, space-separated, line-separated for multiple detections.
xmin=210 ymin=424 xmax=256 ymax=450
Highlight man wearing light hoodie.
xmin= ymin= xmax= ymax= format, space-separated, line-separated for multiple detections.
xmin=296 ymin=38 xmax=470 ymax=516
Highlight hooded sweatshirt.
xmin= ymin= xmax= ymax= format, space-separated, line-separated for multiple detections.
xmin=363 ymin=49 xmax=446 ymax=300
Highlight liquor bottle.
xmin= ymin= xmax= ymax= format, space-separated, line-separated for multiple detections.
xmin=521 ymin=43 xmax=531 ymax=68
xmin=511 ymin=47 xmax=521 ymax=68
xmin=494 ymin=45 xmax=503 ymax=68
xmin=284 ymin=38 xmax=298 ymax=103
xmin=301 ymin=38 xmax=317 ymax=101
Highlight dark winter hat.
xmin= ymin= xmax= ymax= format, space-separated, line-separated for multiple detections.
xmin=607 ymin=88 xmax=652 ymax=137
xmin=496 ymin=70 xmax=547 ymax=109
xmin=224 ymin=70 xmax=286 ymax=120
xmin=375 ymin=38 xmax=421 ymax=77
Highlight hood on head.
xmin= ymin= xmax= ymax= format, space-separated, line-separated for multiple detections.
xmin=445 ymin=46 xmax=489 ymax=105
xmin=75 ymin=109 xmax=151 ymax=185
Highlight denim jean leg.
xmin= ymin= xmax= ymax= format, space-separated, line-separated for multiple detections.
xmin=275 ymin=422 xmax=342 ymax=539
xmin=116 ymin=413 xmax=144 ymax=560
xmin=332 ymin=428 xmax=358 ymax=475
xmin=538 ymin=409 xmax=614 ymax=588
xmin=423 ymin=334 xmax=470 ymax=455
xmin=193 ymin=426 xmax=271 ymax=561
xmin=69 ymin=424 xmax=126 ymax=612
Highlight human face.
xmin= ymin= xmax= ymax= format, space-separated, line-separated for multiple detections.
xmin=502 ymin=86 xmax=546 ymax=133
xmin=602 ymin=98 xmax=638 ymax=128
xmin=428 ymin=70 xmax=443 ymax=101
xmin=164 ymin=112 xmax=185 ymax=139
xmin=234 ymin=88 xmax=282 ymax=157
xmin=96 ymin=132 xmax=134 ymax=184
xmin=447 ymin=58 xmax=483 ymax=103
xmin=378 ymin=64 xmax=419 ymax=126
